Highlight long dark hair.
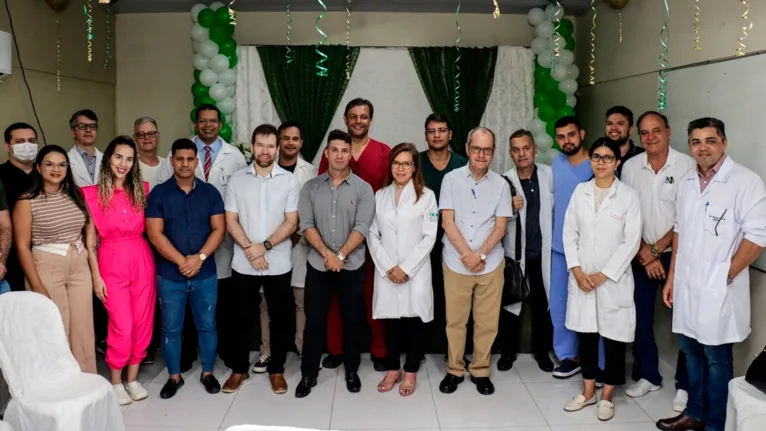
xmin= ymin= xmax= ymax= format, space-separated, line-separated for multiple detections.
xmin=97 ymin=136 xmax=146 ymax=210
xmin=386 ymin=143 xmax=425 ymax=202
xmin=19 ymin=145 xmax=89 ymax=219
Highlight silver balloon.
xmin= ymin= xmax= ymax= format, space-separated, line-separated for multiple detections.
xmin=559 ymin=79 xmax=579 ymax=95
xmin=199 ymin=68 xmax=218 ymax=87
xmin=556 ymin=50 xmax=575 ymax=67
xmin=192 ymin=42 xmax=201 ymax=53
xmin=193 ymin=54 xmax=209 ymax=71
xmin=537 ymin=51 xmax=554 ymax=68
xmin=190 ymin=4 xmax=207 ymax=23
xmin=545 ymin=4 xmax=565 ymax=22
xmin=209 ymin=54 xmax=230 ymax=74
xmin=552 ymin=64 xmax=569 ymax=82
xmin=209 ymin=83 xmax=228 ymax=102
xmin=567 ymin=64 xmax=580 ymax=80
xmin=226 ymin=85 xmax=236 ymax=97
xmin=531 ymin=37 xmax=549 ymax=55
xmin=209 ymin=2 xmax=225 ymax=10
xmin=190 ymin=23 xmax=209 ymax=42
xmin=528 ymin=118 xmax=546 ymax=136
xmin=566 ymin=95 xmax=578 ymax=108
xmin=218 ymin=97 xmax=235 ymax=115
xmin=527 ymin=8 xmax=546 ymax=26
xmin=535 ymin=133 xmax=554 ymax=152
xmin=199 ymin=40 xmax=219 ymax=59
xmin=535 ymin=21 xmax=555 ymax=39
xmin=217 ymin=69 xmax=237 ymax=86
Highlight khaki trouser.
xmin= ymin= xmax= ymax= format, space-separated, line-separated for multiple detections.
xmin=443 ymin=259 xmax=504 ymax=378
xmin=28 ymin=247 xmax=97 ymax=373
xmin=259 ymin=287 xmax=306 ymax=355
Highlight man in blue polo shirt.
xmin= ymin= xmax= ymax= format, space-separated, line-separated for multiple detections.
xmin=146 ymin=138 xmax=226 ymax=399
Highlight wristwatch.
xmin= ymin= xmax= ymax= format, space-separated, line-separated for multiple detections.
xmin=264 ymin=240 xmax=273 ymax=251
xmin=480 ymin=253 xmax=487 ymax=262
xmin=650 ymin=243 xmax=660 ymax=258
xmin=337 ymin=252 xmax=346 ymax=262
xmin=199 ymin=253 xmax=207 ymax=261
xmin=727 ymin=275 xmax=734 ymax=286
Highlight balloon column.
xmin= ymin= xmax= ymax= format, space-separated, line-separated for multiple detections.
xmin=527 ymin=4 xmax=578 ymax=165
xmin=190 ymin=2 xmax=238 ymax=142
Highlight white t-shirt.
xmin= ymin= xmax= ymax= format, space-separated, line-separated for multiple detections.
xmin=140 ymin=157 xmax=165 ymax=191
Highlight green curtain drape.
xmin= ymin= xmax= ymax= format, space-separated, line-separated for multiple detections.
xmin=257 ymin=45 xmax=360 ymax=161
xmin=409 ymin=47 xmax=497 ymax=155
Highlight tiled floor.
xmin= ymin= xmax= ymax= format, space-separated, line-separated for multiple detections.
xmin=116 ymin=353 xmax=679 ymax=431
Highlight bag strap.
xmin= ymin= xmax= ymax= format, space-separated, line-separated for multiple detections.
xmin=501 ymin=175 xmax=522 ymax=260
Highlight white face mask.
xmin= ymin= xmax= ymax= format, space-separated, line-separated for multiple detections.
xmin=11 ymin=142 xmax=38 ymax=163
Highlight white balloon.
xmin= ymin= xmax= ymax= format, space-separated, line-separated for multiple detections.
xmin=209 ymin=54 xmax=230 ymax=73
xmin=537 ymin=51 xmax=554 ymax=68
xmin=190 ymin=4 xmax=207 ymax=22
xmin=192 ymin=42 xmax=201 ymax=53
xmin=559 ymin=79 xmax=579 ymax=95
xmin=226 ymin=85 xmax=236 ymax=97
xmin=545 ymin=4 xmax=565 ymax=22
xmin=556 ymin=50 xmax=575 ymax=67
xmin=528 ymin=118 xmax=546 ymax=136
xmin=527 ymin=8 xmax=546 ymax=26
xmin=199 ymin=68 xmax=218 ymax=87
xmin=193 ymin=54 xmax=209 ymax=71
xmin=566 ymin=95 xmax=578 ymax=108
xmin=531 ymin=37 xmax=549 ymax=55
xmin=552 ymin=64 xmax=569 ymax=82
xmin=218 ymin=69 xmax=237 ymax=86
xmin=209 ymin=83 xmax=228 ymax=102
xmin=567 ymin=64 xmax=580 ymax=80
xmin=546 ymin=148 xmax=561 ymax=161
xmin=536 ymin=21 xmax=555 ymax=39
xmin=218 ymin=97 xmax=235 ymax=115
xmin=199 ymin=40 xmax=219 ymax=59
xmin=190 ymin=23 xmax=209 ymax=42
xmin=209 ymin=2 xmax=225 ymax=10
xmin=536 ymin=133 xmax=554 ymax=152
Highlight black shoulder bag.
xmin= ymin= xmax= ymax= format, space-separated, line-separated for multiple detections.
xmin=500 ymin=175 xmax=529 ymax=306
xmin=745 ymin=346 xmax=766 ymax=395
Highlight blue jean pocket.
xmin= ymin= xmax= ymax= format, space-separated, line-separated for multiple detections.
xmin=0 ymin=280 xmax=11 ymax=295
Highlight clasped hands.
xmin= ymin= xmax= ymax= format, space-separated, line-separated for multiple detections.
xmin=178 ymin=254 xmax=204 ymax=278
xmin=244 ymin=242 xmax=269 ymax=271
xmin=387 ymin=266 xmax=409 ymax=284
xmin=572 ymin=267 xmax=608 ymax=292
xmin=637 ymin=242 xmax=666 ymax=280
xmin=460 ymin=251 xmax=486 ymax=273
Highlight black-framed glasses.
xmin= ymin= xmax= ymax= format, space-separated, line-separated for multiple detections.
xmin=392 ymin=161 xmax=414 ymax=169
xmin=468 ymin=145 xmax=494 ymax=156
xmin=75 ymin=123 xmax=98 ymax=131
xmin=590 ymin=154 xmax=616 ymax=163
xmin=134 ymin=131 xmax=158 ymax=140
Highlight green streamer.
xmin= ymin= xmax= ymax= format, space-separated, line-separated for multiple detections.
xmin=83 ymin=0 xmax=94 ymax=62
xmin=315 ymin=0 xmax=328 ymax=77
xmin=286 ymin=4 xmax=293 ymax=64
xmin=657 ymin=0 xmax=670 ymax=110
xmin=453 ymin=0 xmax=462 ymax=113
xmin=104 ymin=6 xmax=111 ymax=69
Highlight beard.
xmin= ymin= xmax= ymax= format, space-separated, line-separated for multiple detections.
xmin=561 ymin=141 xmax=582 ymax=156
xmin=256 ymin=157 xmax=274 ymax=168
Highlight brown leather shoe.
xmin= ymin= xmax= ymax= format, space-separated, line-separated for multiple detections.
xmin=270 ymin=373 xmax=288 ymax=394
xmin=222 ymin=373 xmax=250 ymax=393
xmin=656 ymin=413 xmax=705 ymax=431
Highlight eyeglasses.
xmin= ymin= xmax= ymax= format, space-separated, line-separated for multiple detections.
xmin=74 ymin=123 xmax=98 ymax=131
xmin=590 ymin=154 xmax=616 ymax=163
xmin=427 ymin=128 xmax=449 ymax=135
xmin=392 ymin=161 xmax=414 ymax=169
xmin=134 ymin=131 xmax=158 ymax=140
xmin=42 ymin=161 xmax=69 ymax=171
xmin=197 ymin=119 xmax=220 ymax=125
xmin=468 ymin=145 xmax=494 ymax=156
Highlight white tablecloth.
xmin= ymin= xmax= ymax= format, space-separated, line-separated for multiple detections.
xmin=726 ymin=376 xmax=766 ymax=431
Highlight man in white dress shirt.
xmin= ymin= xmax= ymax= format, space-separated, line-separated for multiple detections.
xmin=134 ymin=117 xmax=165 ymax=191
xmin=439 ymin=127 xmax=513 ymax=396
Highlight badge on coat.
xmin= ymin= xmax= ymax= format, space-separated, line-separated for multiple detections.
xmin=220 ymin=173 xmax=229 ymax=186
xmin=428 ymin=212 xmax=439 ymax=222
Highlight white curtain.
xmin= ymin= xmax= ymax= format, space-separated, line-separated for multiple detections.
xmin=481 ymin=47 xmax=535 ymax=174
xmin=234 ymin=46 xmax=280 ymax=144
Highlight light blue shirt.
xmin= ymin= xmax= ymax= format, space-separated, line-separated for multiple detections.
xmin=75 ymin=146 xmax=97 ymax=182
xmin=552 ymin=153 xmax=593 ymax=254
xmin=194 ymin=136 xmax=222 ymax=164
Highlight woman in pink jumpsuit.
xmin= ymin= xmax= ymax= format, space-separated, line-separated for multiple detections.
xmin=82 ymin=136 xmax=155 ymax=406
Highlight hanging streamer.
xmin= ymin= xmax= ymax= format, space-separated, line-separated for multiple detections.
xmin=104 ymin=6 xmax=111 ymax=69
xmin=491 ymin=0 xmax=500 ymax=19
xmin=228 ymin=0 xmax=237 ymax=26
xmin=657 ymin=0 xmax=670 ymax=110
xmin=589 ymin=0 xmax=596 ymax=85
xmin=453 ymin=0 xmax=462 ymax=113
xmin=736 ymin=0 xmax=752 ymax=57
xmin=57 ymin=17 xmax=61 ymax=92
xmin=345 ymin=0 xmax=352 ymax=80
xmin=618 ymin=11 xmax=623 ymax=44
xmin=286 ymin=4 xmax=293 ymax=64
xmin=84 ymin=0 xmax=94 ymax=62
xmin=551 ymin=1 xmax=562 ymax=71
xmin=694 ymin=0 xmax=702 ymax=51
xmin=315 ymin=0 xmax=329 ymax=77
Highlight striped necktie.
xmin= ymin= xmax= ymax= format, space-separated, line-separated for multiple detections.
xmin=204 ymin=146 xmax=212 ymax=181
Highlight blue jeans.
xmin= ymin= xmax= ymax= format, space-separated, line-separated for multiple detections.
xmin=157 ymin=275 xmax=218 ymax=375
xmin=0 ymin=280 xmax=10 ymax=295
xmin=678 ymin=334 xmax=732 ymax=431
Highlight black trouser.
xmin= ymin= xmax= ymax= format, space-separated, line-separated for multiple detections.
xmin=579 ymin=332 xmax=626 ymax=386
xmin=221 ymin=271 xmax=293 ymax=375
xmin=301 ymin=263 xmax=365 ymax=378
xmin=499 ymin=257 xmax=553 ymax=356
xmin=383 ymin=317 xmax=425 ymax=373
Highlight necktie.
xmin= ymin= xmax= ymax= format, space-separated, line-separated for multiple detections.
xmin=204 ymin=146 xmax=212 ymax=181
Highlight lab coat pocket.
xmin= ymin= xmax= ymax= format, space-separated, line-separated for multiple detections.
xmin=702 ymin=204 xmax=733 ymax=262
xmin=599 ymin=279 xmax=633 ymax=310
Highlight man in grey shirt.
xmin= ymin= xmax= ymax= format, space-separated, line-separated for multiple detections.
xmin=295 ymin=129 xmax=375 ymax=398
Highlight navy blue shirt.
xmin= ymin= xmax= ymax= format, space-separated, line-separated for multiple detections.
xmin=520 ymin=167 xmax=542 ymax=260
xmin=146 ymin=177 xmax=225 ymax=281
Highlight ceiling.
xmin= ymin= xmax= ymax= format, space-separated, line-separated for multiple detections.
xmin=111 ymin=0 xmax=596 ymax=15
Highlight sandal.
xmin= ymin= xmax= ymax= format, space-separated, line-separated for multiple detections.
xmin=399 ymin=372 xmax=417 ymax=397
xmin=377 ymin=370 xmax=402 ymax=393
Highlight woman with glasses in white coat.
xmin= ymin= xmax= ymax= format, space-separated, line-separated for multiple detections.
xmin=562 ymin=137 xmax=642 ymax=421
xmin=368 ymin=143 xmax=438 ymax=397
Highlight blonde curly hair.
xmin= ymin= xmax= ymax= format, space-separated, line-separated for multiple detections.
xmin=97 ymin=135 xmax=147 ymax=211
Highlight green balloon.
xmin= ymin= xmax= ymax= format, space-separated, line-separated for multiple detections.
xmin=551 ymin=90 xmax=567 ymax=107
xmin=220 ymin=124 xmax=232 ymax=142
xmin=565 ymin=37 xmax=575 ymax=51
xmin=557 ymin=106 xmax=576 ymax=118
xmin=538 ymin=105 xmax=556 ymax=122
xmin=195 ymin=96 xmax=215 ymax=107
xmin=219 ymin=38 xmax=237 ymax=57
xmin=210 ymin=25 xmax=235 ymax=44
xmin=546 ymin=120 xmax=556 ymax=138
xmin=534 ymin=66 xmax=550 ymax=81
xmin=197 ymin=9 xmax=215 ymax=28
xmin=190 ymin=108 xmax=197 ymax=124
xmin=543 ymin=78 xmax=559 ymax=94
xmin=194 ymin=69 xmax=201 ymax=82
xmin=214 ymin=7 xmax=232 ymax=26
xmin=534 ymin=91 xmax=550 ymax=107
xmin=192 ymin=82 xmax=209 ymax=100
xmin=556 ymin=19 xmax=574 ymax=38
xmin=225 ymin=52 xmax=238 ymax=68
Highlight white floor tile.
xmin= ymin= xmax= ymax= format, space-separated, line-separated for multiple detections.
xmin=629 ymin=384 xmax=680 ymax=422
xmin=424 ymin=354 xmax=524 ymax=386
xmin=551 ymin=424 xmax=658 ymax=431
xmin=515 ymin=354 xmax=559 ymax=384
xmin=444 ymin=428 xmax=551 ymax=431
xmin=150 ymin=356 xmax=232 ymax=385
xmin=125 ymin=427 xmax=218 ymax=431
xmin=121 ymin=381 xmax=235 ymax=428
xmin=526 ymin=381 xmax=652 ymax=426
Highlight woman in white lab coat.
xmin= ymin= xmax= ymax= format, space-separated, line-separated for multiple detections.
xmin=368 ymin=143 xmax=438 ymax=397
xmin=562 ymin=138 xmax=642 ymax=421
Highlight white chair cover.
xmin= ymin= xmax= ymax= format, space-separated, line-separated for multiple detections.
xmin=0 ymin=419 xmax=13 ymax=431
xmin=0 ymin=292 xmax=125 ymax=431
xmin=726 ymin=376 xmax=766 ymax=431
xmin=225 ymin=427 xmax=335 ymax=431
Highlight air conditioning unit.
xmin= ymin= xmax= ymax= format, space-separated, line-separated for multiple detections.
xmin=0 ymin=31 xmax=12 ymax=78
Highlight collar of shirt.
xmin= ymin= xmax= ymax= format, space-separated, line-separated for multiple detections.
xmin=321 ymin=171 xmax=352 ymax=185
xmin=248 ymin=163 xmax=288 ymax=179
xmin=173 ymin=177 xmax=200 ymax=192
xmin=518 ymin=164 xmax=538 ymax=182
xmin=193 ymin=136 xmax=222 ymax=156
xmin=75 ymin=145 xmax=96 ymax=161
xmin=697 ymin=154 xmax=727 ymax=182
xmin=461 ymin=164 xmax=490 ymax=183
xmin=641 ymin=147 xmax=678 ymax=171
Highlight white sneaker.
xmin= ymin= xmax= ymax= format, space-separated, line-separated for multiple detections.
xmin=564 ymin=393 xmax=597 ymax=412
xmin=125 ymin=381 xmax=149 ymax=401
xmin=625 ymin=378 xmax=661 ymax=398
xmin=113 ymin=384 xmax=133 ymax=406
xmin=673 ymin=389 xmax=688 ymax=412
xmin=597 ymin=400 xmax=615 ymax=421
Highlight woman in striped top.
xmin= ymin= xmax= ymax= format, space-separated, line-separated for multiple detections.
xmin=12 ymin=145 xmax=97 ymax=373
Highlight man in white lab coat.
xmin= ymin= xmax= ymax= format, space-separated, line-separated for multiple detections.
xmin=498 ymin=129 xmax=554 ymax=373
xmin=657 ymin=117 xmax=766 ymax=431
xmin=157 ymin=104 xmax=247 ymax=371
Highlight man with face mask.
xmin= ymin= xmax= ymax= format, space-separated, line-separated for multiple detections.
xmin=605 ymin=106 xmax=644 ymax=178
xmin=0 ymin=123 xmax=38 ymax=292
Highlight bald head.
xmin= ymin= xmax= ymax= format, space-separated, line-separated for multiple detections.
xmin=466 ymin=127 xmax=496 ymax=148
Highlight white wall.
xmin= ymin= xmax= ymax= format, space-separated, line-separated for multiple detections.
xmin=576 ymin=0 xmax=766 ymax=375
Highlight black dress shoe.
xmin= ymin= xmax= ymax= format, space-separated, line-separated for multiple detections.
xmin=371 ymin=355 xmax=387 ymax=372
xmin=345 ymin=372 xmax=362 ymax=393
xmin=322 ymin=354 xmax=343 ymax=369
xmin=200 ymin=373 xmax=221 ymax=394
xmin=295 ymin=376 xmax=317 ymax=398
xmin=534 ymin=353 xmax=554 ymax=373
xmin=470 ymin=375 xmax=495 ymax=395
xmin=497 ymin=354 xmax=517 ymax=371
xmin=439 ymin=374 xmax=464 ymax=394
xmin=160 ymin=377 xmax=185 ymax=399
